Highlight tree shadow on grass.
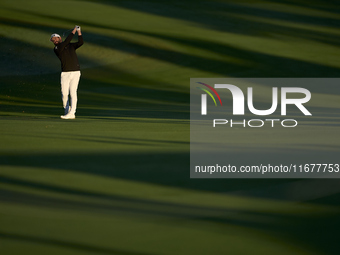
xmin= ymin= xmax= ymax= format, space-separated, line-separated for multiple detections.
xmin=2 ymin=6 xmax=340 ymax=80
xmin=269 ymin=0 xmax=340 ymax=15
xmin=1 ymin=3 xmax=340 ymax=254
xmin=0 ymin=73 xmax=190 ymax=119
xmin=1 ymin=151 xmax=340 ymax=255
xmin=0 ymin=231 xmax=156 ymax=255
xmin=90 ymin=0 xmax=340 ymax=45
xmin=1 ymin=150 xmax=340 ymax=202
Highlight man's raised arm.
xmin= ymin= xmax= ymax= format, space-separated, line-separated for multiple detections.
xmin=54 ymin=26 xmax=77 ymax=54
xmin=75 ymin=26 xmax=83 ymax=49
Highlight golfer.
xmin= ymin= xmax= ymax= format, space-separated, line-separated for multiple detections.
xmin=50 ymin=25 xmax=83 ymax=119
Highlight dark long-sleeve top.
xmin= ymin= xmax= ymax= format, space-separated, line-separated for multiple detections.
xmin=54 ymin=33 xmax=83 ymax=72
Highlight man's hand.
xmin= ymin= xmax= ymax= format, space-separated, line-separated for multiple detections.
xmin=72 ymin=26 xmax=77 ymax=34
xmin=75 ymin=25 xmax=82 ymax=36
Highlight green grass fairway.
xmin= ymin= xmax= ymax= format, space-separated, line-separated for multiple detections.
xmin=1 ymin=0 xmax=340 ymax=254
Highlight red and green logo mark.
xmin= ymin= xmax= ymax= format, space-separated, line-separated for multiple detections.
xmin=196 ymin=82 xmax=222 ymax=106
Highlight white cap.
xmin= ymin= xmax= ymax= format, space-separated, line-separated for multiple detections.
xmin=50 ymin=33 xmax=61 ymax=41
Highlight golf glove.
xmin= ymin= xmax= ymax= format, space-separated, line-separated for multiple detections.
xmin=76 ymin=26 xmax=81 ymax=31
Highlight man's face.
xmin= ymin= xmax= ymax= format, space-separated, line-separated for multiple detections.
xmin=51 ymin=36 xmax=62 ymax=45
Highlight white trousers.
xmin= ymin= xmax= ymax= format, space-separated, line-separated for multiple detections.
xmin=61 ymin=71 xmax=81 ymax=115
